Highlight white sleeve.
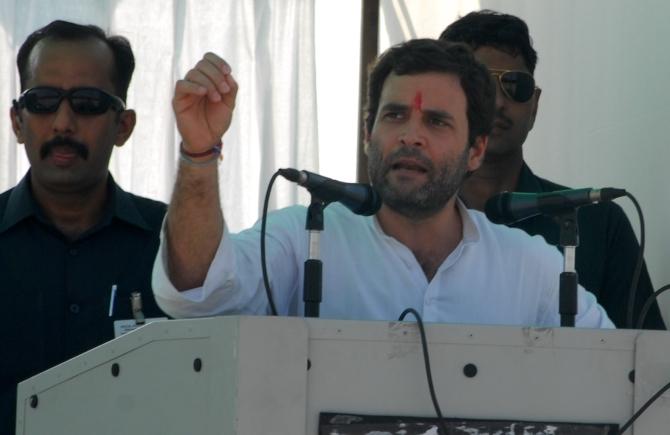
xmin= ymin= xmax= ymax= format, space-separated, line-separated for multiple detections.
xmin=574 ymin=285 xmax=616 ymax=328
xmin=151 ymin=208 xmax=305 ymax=319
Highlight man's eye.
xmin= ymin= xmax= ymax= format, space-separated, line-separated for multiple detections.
xmin=429 ymin=117 xmax=448 ymax=127
xmin=382 ymin=111 xmax=404 ymax=120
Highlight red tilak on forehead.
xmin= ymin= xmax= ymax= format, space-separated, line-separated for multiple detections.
xmin=412 ymin=92 xmax=423 ymax=112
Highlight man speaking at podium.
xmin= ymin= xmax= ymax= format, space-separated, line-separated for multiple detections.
xmin=152 ymin=39 xmax=613 ymax=328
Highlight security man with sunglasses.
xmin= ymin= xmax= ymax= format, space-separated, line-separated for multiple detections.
xmin=440 ymin=10 xmax=665 ymax=330
xmin=0 ymin=21 xmax=167 ymax=433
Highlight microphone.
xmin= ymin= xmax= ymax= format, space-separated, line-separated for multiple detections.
xmin=278 ymin=168 xmax=382 ymax=216
xmin=485 ymin=187 xmax=627 ymax=224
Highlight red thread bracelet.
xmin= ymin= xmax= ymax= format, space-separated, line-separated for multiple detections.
xmin=180 ymin=141 xmax=222 ymax=158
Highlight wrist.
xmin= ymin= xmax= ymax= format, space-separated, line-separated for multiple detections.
xmin=179 ymin=141 xmax=223 ymax=166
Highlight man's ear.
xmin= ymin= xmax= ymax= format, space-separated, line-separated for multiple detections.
xmin=467 ymin=134 xmax=488 ymax=172
xmin=10 ymin=104 xmax=25 ymax=144
xmin=114 ymin=109 xmax=136 ymax=147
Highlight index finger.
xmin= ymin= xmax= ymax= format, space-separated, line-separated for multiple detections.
xmin=203 ymin=52 xmax=232 ymax=75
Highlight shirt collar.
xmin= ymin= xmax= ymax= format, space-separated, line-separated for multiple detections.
xmin=515 ymin=162 xmax=544 ymax=193
xmin=370 ymin=197 xmax=481 ymax=245
xmin=455 ymin=196 xmax=480 ymax=245
xmin=0 ymin=171 xmax=153 ymax=234
xmin=0 ymin=174 xmax=35 ymax=233
xmin=109 ymin=176 xmax=153 ymax=232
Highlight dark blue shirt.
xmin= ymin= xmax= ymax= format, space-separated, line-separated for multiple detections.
xmin=0 ymin=172 xmax=167 ymax=434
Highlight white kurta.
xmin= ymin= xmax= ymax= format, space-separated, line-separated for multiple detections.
xmin=152 ymin=201 xmax=613 ymax=329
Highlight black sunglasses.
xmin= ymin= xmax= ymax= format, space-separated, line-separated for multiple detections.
xmin=14 ymin=86 xmax=126 ymax=115
xmin=489 ymin=69 xmax=537 ymax=103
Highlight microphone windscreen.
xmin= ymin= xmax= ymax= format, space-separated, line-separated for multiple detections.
xmin=355 ymin=187 xmax=382 ymax=216
xmin=278 ymin=168 xmax=301 ymax=182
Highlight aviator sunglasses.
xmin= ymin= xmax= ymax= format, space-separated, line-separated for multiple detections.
xmin=14 ymin=86 xmax=126 ymax=115
xmin=489 ymin=69 xmax=537 ymax=103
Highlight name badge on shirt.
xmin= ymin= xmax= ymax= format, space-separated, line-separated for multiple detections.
xmin=113 ymin=317 xmax=167 ymax=338
xmin=110 ymin=290 xmax=167 ymax=337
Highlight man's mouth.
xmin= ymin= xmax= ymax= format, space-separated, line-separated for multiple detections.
xmin=48 ymin=145 xmax=81 ymax=166
xmin=493 ymin=114 xmax=513 ymax=132
xmin=391 ymin=159 xmax=428 ymax=174
xmin=493 ymin=120 xmax=512 ymax=131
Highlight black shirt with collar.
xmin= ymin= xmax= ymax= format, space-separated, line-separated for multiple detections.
xmin=0 ymin=172 xmax=168 ymax=434
xmin=507 ymin=163 xmax=664 ymax=330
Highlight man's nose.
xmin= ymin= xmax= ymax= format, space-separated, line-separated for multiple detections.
xmin=399 ymin=115 xmax=426 ymax=147
xmin=51 ymin=99 xmax=76 ymax=135
xmin=494 ymin=80 xmax=507 ymax=110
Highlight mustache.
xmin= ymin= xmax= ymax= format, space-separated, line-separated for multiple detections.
xmin=384 ymin=146 xmax=433 ymax=170
xmin=40 ymin=136 xmax=89 ymax=160
xmin=494 ymin=110 xmax=513 ymax=128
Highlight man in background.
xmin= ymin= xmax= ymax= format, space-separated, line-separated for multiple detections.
xmin=1 ymin=21 xmax=167 ymax=432
xmin=440 ymin=10 xmax=664 ymax=329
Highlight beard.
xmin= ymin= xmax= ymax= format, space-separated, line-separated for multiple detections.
xmin=367 ymin=141 xmax=470 ymax=220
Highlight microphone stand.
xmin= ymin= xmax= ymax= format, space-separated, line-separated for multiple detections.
xmin=553 ymin=210 xmax=579 ymax=327
xmin=303 ymin=197 xmax=324 ymax=318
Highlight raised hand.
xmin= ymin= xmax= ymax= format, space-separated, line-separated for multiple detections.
xmin=173 ymin=52 xmax=238 ymax=153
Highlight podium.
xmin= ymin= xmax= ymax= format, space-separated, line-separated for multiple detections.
xmin=15 ymin=316 xmax=670 ymax=434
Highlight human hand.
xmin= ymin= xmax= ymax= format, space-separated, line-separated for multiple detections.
xmin=173 ymin=53 xmax=238 ymax=153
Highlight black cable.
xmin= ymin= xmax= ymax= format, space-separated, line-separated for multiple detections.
xmin=398 ymin=308 xmax=449 ymax=435
xmin=624 ymin=192 xmax=645 ymax=329
xmin=622 ymin=283 xmax=670 ymax=432
xmin=260 ymin=171 xmax=280 ymax=316
xmin=636 ymin=284 xmax=670 ymax=330
xmin=619 ymin=380 xmax=670 ymax=434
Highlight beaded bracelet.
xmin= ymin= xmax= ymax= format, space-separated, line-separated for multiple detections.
xmin=179 ymin=141 xmax=223 ymax=166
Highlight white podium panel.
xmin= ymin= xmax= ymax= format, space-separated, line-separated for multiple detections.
xmin=16 ymin=316 xmax=309 ymax=435
xmin=15 ymin=316 xmax=670 ymax=434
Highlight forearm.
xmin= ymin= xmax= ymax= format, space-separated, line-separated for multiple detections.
xmin=166 ymin=160 xmax=224 ymax=290
xmin=166 ymin=52 xmax=237 ymax=291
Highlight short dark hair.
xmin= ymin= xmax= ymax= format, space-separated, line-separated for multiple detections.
xmin=365 ymin=38 xmax=495 ymax=146
xmin=17 ymin=20 xmax=135 ymax=102
xmin=439 ymin=10 xmax=538 ymax=74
